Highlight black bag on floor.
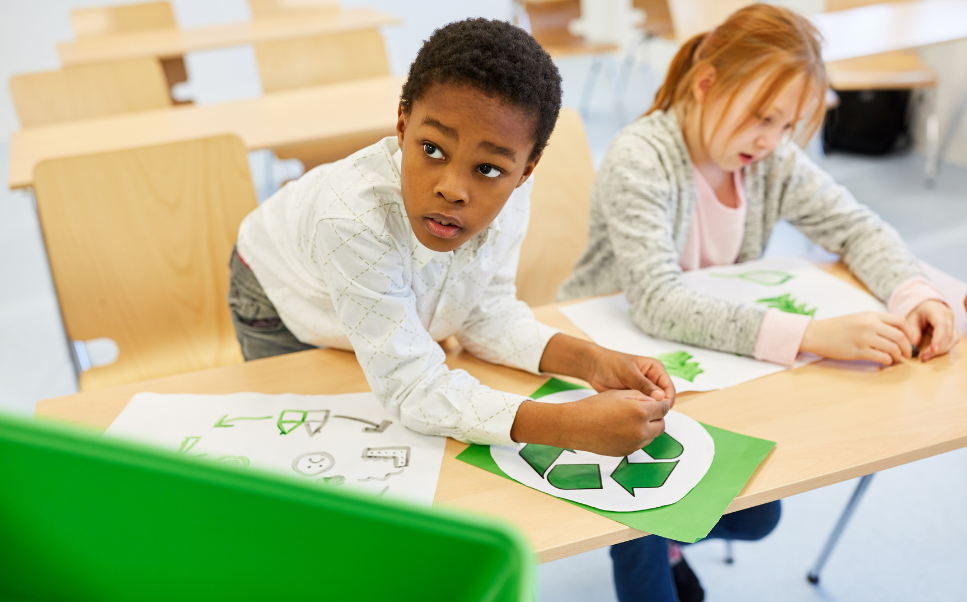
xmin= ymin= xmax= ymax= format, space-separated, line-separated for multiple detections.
xmin=823 ymin=89 xmax=912 ymax=155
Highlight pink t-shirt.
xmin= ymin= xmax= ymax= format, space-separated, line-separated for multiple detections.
xmin=680 ymin=164 xmax=946 ymax=367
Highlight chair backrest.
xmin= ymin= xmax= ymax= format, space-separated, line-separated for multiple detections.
xmin=516 ymin=108 xmax=594 ymax=306
xmin=0 ymin=411 xmax=535 ymax=602
xmin=249 ymin=0 xmax=340 ymax=19
xmin=826 ymin=0 xmax=907 ymax=11
xmin=9 ymin=58 xmax=171 ymax=128
xmin=255 ymin=28 xmax=390 ymax=93
xmin=32 ymin=135 xmax=255 ymax=391
xmin=71 ymin=1 xmax=176 ymax=37
xmin=633 ymin=0 xmax=675 ymax=39
xmin=666 ymin=0 xmax=751 ymax=41
xmin=525 ymin=0 xmax=585 ymax=52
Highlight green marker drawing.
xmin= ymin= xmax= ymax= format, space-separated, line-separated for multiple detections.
xmin=711 ymin=270 xmax=794 ymax=286
xmin=519 ymin=443 xmax=574 ymax=477
xmin=547 ymin=464 xmax=602 ymax=490
xmin=213 ymin=414 xmax=272 ymax=428
xmin=277 ymin=410 xmax=308 ymax=435
xmin=178 ymin=436 xmax=201 ymax=454
xmin=611 ymin=457 xmax=678 ymax=496
xmin=216 ymin=456 xmax=250 ymax=468
xmin=756 ymin=293 xmax=816 ymax=317
xmin=655 ymin=351 xmax=704 ymax=382
xmin=643 ymin=432 xmax=684 ymax=460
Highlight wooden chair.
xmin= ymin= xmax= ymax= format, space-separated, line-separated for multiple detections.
xmin=251 ymin=0 xmax=392 ymax=171
xmin=522 ymin=0 xmax=623 ymax=117
xmin=71 ymin=1 xmax=190 ymax=103
xmin=824 ymin=0 xmax=940 ymax=184
xmin=32 ymin=135 xmax=256 ymax=391
xmin=516 ymin=108 xmax=594 ymax=306
xmin=9 ymin=58 xmax=171 ymax=128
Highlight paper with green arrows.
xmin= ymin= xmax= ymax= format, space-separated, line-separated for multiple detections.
xmin=456 ymin=378 xmax=775 ymax=543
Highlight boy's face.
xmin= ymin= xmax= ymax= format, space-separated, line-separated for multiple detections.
xmin=396 ymin=83 xmax=541 ymax=253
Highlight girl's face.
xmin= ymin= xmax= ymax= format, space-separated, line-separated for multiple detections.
xmin=696 ymin=71 xmax=812 ymax=172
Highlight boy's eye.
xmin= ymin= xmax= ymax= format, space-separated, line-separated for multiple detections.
xmin=423 ymin=143 xmax=443 ymax=159
xmin=477 ymin=164 xmax=501 ymax=179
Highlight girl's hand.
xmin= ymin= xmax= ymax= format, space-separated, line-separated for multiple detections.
xmin=906 ymin=300 xmax=956 ymax=362
xmin=586 ymin=348 xmax=676 ymax=407
xmin=800 ymin=312 xmax=918 ymax=366
xmin=511 ymin=390 xmax=671 ymax=457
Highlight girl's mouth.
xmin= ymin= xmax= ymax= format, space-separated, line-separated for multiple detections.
xmin=424 ymin=216 xmax=462 ymax=239
xmin=739 ymin=153 xmax=754 ymax=165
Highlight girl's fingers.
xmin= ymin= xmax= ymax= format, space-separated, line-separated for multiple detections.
xmin=874 ymin=319 xmax=913 ymax=358
xmin=862 ymin=347 xmax=894 ymax=366
xmin=881 ymin=312 xmax=918 ymax=345
xmin=872 ymin=335 xmax=903 ymax=365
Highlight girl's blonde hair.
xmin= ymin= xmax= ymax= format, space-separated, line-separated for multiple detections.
xmin=648 ymin=3 xmax=827 ymax=146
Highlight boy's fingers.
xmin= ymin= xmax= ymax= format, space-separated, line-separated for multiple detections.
xmin=642 ymin=360 xmax=677 ymax=404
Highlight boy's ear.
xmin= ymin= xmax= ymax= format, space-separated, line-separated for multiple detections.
xmin=396 ymin=104 xmax=407 ymax=149
xmin=516 ymin=152 xmax=542 ymax=188
xmin=691 ymin=66 xmax=716 ymax=105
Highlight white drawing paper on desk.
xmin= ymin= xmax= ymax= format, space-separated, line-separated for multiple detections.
xmin=104 ymin=392 xmax=447 ymax=506
xmin=561 ymin=258 xmax=887 ymax=392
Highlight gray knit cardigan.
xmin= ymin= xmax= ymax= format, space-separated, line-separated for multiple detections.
xmin=557 ymin=110 xmax=923 ymax=356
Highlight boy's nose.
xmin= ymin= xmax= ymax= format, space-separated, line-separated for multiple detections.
xmin=435 ymin=167 xmax=470 ymax=204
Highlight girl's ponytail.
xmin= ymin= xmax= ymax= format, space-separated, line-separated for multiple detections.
xmin=648 ymin=33 xmax=705 ymax=115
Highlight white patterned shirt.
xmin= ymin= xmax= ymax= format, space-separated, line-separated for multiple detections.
xmin=237 ymin=137 xmax=558 ymax=445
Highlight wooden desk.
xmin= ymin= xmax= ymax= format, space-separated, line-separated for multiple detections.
xmin=57 ymin=8 xmax=400 ymax=66
xmin=814 ymin=0 xmax=967 ymax=62
xmin=7 ymin=75 xmax=404 ymax=190
xmin=34 ymin=264 xmax=967 ymax=563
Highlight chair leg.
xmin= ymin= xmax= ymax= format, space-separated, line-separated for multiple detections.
xmin=602 ymin=55 xmax=626 ymax=121
xmin=807 ymin=473 xmax=875 ymax=585
xmin=579 ymin=56 xmax=604 ymax=118
xmin=938 ymin=84 xmax=967 ymax=180
xmin=724 ymin=539 xmax=734 ymax=564
xmin=924 ymin=87 xmax=940 ymax=187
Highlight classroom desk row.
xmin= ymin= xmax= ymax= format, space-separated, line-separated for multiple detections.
xmin=7 ymin=75 xmax=404 ymax=190
xmin=57 ymin=7 xmax=401 ymax=66
xmin=35 ymin=263 xmax=967 ymax=563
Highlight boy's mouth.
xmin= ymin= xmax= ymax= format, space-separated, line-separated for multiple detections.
xmin=424 ymin=214 xmax=463 ymax=239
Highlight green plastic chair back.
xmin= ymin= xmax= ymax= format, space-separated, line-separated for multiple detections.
xmin=0 ymin=412 xmax=534 ymax=602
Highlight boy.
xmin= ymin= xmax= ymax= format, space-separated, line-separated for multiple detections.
xmin=229 ymin=18 xmax=674 ymax=455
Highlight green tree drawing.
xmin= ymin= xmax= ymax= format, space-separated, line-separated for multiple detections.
xmin=756 ymin=293 xmax=817 ymax=317
xmin=654 ymin=351 xmax=704 ymax=382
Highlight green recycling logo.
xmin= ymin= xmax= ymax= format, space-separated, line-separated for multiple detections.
xmin=490 ymin=387 xmax=715 ymax=512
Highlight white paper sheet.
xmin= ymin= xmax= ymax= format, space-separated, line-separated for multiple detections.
xmin=561 ymin=258 xmax=887 ymax=392
xmin=104 ymin=392 xmax=447 ymax=506
xmin=490 ymin=389 xmax=714 ymax=512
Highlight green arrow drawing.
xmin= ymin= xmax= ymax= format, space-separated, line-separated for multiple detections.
xmin=213 ymin=415 xmax=272 ymax=428
xmin=643 ymin=432 xmax=684 ymax=460
xmin=547 ymin=464 xmax=602 ymax=490
xmin=712 ymin=270 xmax=794 ymax=286
xmin=756 ymin=293 xmax=816 ymax=317
xmin=654 ymin=351 xmax=704 ymax=382
xmin=611 ymin=457 xmax=678 ymax=496
xmin=178 ymin=436 xmax=201 ymax=453
xmin=519 ymin=443 xmax=574 ymax=477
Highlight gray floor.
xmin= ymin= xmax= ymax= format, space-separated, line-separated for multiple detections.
xmin=2 ymin=21 xmax=966 ymax=602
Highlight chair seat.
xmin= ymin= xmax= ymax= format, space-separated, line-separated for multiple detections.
xmin=827 ymin=51 xmax=937 ymax=91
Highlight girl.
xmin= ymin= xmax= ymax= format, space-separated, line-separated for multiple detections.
xmin=559 ymin=4 xmax=956 ymax=601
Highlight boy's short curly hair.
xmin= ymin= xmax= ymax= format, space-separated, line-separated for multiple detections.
xmin=399 ymin=18 xmax=563 ymax=162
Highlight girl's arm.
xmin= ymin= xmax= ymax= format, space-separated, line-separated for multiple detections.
xmin=598 ymin=132 xmax=768 ymax=356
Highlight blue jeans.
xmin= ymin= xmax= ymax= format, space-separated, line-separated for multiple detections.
xmin=610 ymin=501 xmax=782 ymax=602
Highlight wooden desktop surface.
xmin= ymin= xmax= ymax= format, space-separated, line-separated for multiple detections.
xmin=57 ymin=8 xmax=400 ymax=65
xmin=34 ymin=263 xmax=967 ymax=563
xmin=7 ymin=75 xmax=404 ymax=190
xmin=814 ymin=0 xmax=967 ymax=62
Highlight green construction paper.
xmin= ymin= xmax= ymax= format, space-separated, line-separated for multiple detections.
xmin=457 ymin=378 xmax=776 ymax=543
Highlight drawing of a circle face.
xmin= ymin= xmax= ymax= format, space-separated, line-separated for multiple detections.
xmin=292 ymin=452 xmax=335 ymax=477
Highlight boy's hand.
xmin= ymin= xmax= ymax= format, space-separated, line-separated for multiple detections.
xmin=586 ymin=347 xmax=676 ymax=406
xmin=906 ymin=300 xmax=956 ymax=362
xmin=801 ymin=312 xmax=918 ymax=365
xmin=511 ymin=390 xmax=671 ymax=457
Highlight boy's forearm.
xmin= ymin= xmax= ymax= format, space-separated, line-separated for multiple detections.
xmin=537 ymin=333 xmax=600 ymax=382
xmin=510 ymin=400 xmax=570 ymax=446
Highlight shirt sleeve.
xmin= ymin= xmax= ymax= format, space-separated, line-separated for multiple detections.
xmin=752 ymin=309 xmax=811 ymax=367
xmin=455 ymin=224 xmax=560 ymax=375
xmin=315 ymin=217 xmax=530 ymax=446
xmin=887 ymin=276 xmax=948 ymax=318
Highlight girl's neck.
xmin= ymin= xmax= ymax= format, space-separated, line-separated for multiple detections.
xmin=680 ymin=106 xmax=740 ymax=209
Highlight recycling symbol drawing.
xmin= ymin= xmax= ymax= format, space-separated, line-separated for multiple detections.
xmin=490 ymin=388 xmax=715 ymax=512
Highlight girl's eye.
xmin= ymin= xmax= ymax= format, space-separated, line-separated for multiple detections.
xmin=762 ymin=117 xmax=773 ymax=125
xmin=478 ymin=164 xmax=501 ymax=179
xmin=423 ymin=143 xmax=443 ymax=159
